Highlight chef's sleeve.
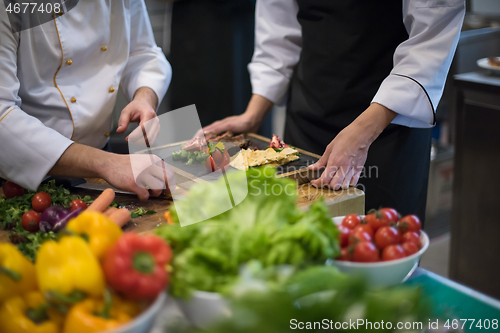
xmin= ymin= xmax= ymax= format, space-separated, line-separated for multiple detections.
xmin=372 ymin=0 xmax=465 ymax=128
xmin=120 ymin=0 xmax=172 ymax=109
xmin=248 ymin=0 xmax=303 ymax=105
xmin=0 ymin=4 xmax=73 ymax=190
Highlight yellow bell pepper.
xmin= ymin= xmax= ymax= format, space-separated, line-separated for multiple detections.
xmin=36 ymin=236 xmax=105 ymax=299
xmin=66 ymin=211 xmax=122 ymax=259
xmin=0 ymin=291 xmax=63 ymax=333
xmin=63 ymin=291 xmax=141 ymax=333
xmin=0 ymin=243 xmax=37 ymax=302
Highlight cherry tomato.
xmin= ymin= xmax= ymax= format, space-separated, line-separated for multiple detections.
xmin=380 ymin=207 xmax=399 ymax=223
xmin=2 ymin=181 xmax=25 ymax=198
xmin=70 ymin=199 xmax=88 ymax=212
xmin=338 ymin=225 xmax=351 ymax=248
xmin=32 ymin=192 xmax=52 ymax=213
xmin=348 ymin=228 xmax=372 ymax=245
xmin=374 ymin=226 xmax=400 ymax=249
xmin=352 ymin=223 xmax=374 ymax=238
xmin=341 ymin=214 xmax=361 ymax=229
xmin=402 ymin=242 xmax=419 ymax=256
xmin=21 ymin=211 xmax=41 ymax=232
xmin=205 ymin=156 xmax=217 ymax=172
xmin=400 ymin=231 xmax=421 ymax=248
xmin=352 ymin=242 xmax=379 ymax=262
xmin=398 ymin=215 xmax=421 ymax=234
xmin=337 ymin=247 xmax=351 ymax=261
xmin=364 ymin=210 xmax=391 ymax=231
xmin=381 ymin=244 xmax=406 ymax=261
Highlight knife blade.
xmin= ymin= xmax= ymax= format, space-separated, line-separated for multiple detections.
xmin=73 ymin=182 xmax=137 ymax=195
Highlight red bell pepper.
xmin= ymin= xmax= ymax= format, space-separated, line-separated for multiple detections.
xmin=103 ymin=233 xmax=172 ymax=300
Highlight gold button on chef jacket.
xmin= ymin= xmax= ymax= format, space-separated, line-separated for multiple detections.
xmin=0 ymin=0 xmax=172 ymax=190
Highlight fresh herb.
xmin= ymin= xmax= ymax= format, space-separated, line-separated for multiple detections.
xmin=131 ymin=208 xmax=157 ymax=218
xmin=172 ymin=150 xmax=209 ymax=166
xmin=155 ymin=166 xmax=340 ymax=298
xmin=9 ymin=223 xmax=58 ymax=262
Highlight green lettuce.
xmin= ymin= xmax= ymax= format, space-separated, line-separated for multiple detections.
xmin=155 ymin=166 xmax=340 ymax=298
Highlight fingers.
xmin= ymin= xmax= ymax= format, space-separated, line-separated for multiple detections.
xmin=310 ymin=164 xmax=337 ymax=188
xmin=117 ymin=107 xmax=132 ymax=134
xmin=308 ymin=146 xmax=330 ymax=171
xmin=350 ymin=169 xmax=362 ymax=187
xmin=341 ymin=167 xmax=355 ymax=190
xmin=133 ymin=186 xmax=150 ymax=201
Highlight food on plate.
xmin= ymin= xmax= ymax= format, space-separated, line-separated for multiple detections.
xmin=336 ymin=208 xmax=423 ymax=262
xmin=230 ymin=147 xmax=299 ymax=170
xmin=487 ymin=56 xmax=500 ymax=67
xmin=155 ymin=166 xmax=340 ymax=298
xmin=182 ymin=131 xmax=251 ymax=152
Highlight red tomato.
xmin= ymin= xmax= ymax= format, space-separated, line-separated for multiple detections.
xmin=211 ymin=148 xmax=223 ymax=165
xmin=21 ymin=211 xmax=41 ymax=232
xmin=2 ymin=181 xmax=25 ymax=198
xmin=398 ymin=215 xmax=421 ymax=234
xmin=32 ymin=192 xmax=52 ymax=213
xmin=374 ymin=226 xmax=400 ymax=249
xmin=205 ymin=156 xmax=217 ymax=172
xmin=70 ymin=199 xmax=88 ymax=212
xmin=341 ymin=214 xmax=361 ymax=229
xmin=381 ymin=245 xmax=406 ymax=261
xmin=400 ymin=231 xmax=421 ymax=248
xmin=352 ymin=242 xmax=379 ymax=262
xmin=364 ymin=210 xmax=391 ymax=231
xmin=380 ymin=207 xmax=399 ymax=223
xmin=338 ymin=225 xmax=351 ymax=248
xmin=352 ymin=223 xmax=374 ymax=238
xmin=402 ymin=242 xmax=419 ymax=256
xmin=348 ymin=228 xmax=372 ymax=245
xmin=337 ymin=247 xmax=351 ymax=261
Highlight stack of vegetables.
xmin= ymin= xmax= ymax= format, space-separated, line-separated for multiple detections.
xmin=155 ymin=166 xmax=341 ymax=298
xmin=0 ymin=211 xmax=171 ymax=333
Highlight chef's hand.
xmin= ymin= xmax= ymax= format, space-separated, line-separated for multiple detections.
xmin=309 ymin=103 xmax=397 ymax=190
xmin=101 ymin=153 xmax=176 ymax=201
xmin=117 ymin=87 xmax=160 ymax=145
xmin=202 ymin=94 xmax=273 ymax=135
xmin=49 ymin=143 xmax=175 ymax=201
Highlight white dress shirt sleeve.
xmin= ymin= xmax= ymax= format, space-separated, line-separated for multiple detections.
xmin=249 ymin=0 xmax=465 ymax=128
xmin=248 ymin=0 xmax=302 ymax=105
xmin=0 ymin=4 xmax=73 ymax=190
xmin=372 ymin=0 xmax=465 ymax=128
xmin=120 ymin=0 xmax=172 ymax=108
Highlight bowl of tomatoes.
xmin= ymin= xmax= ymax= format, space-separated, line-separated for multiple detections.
xmin=328 ymin=208 xmax=429 ymax=288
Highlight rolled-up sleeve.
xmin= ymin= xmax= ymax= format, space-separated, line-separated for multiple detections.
xmin=120 ymin=0 xmax=172 ymax=108
xmin=372 ymin=0 xmax=465 ymax=128
xmin=0 ymin=4 xmax=73 ymax=190
xmin=248 ymin=0 xmax=302 ymax=105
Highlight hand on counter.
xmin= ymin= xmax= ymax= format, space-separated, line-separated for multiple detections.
xmin=309 ymin=103 xmax=397 ymax=190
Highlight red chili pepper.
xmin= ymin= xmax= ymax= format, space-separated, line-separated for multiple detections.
xmin=102 ymin=233 xmax=172 ymax=300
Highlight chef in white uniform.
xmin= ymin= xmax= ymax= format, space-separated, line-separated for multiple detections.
xmin=204 ymin=0 xmax=465 ymax=217
xmin=0 ymin=0 xmax=173 ymax=200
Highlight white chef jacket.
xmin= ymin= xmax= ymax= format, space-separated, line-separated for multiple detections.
xmin=0 ymin=0 xmax=172 ymax=190
xmin=248 ymin=0 xmax=465 ymax=128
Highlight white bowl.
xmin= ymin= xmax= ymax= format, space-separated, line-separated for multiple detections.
xmin=328 ymin=216 xmax=429 ymax=288
xmin=107 ymin=292 xmax=166 ymax=333
xmin=176 ymin=291 xmax=231 ymax=328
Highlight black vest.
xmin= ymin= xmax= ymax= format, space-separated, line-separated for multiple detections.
xmin=284 ymin=1 xmax=432 ymax=218
xmin=285 ymin=0 xmax=409 ymax=154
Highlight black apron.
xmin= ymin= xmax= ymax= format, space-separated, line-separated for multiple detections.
xmin=284 ymin=0 xmax=432 ymax=218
